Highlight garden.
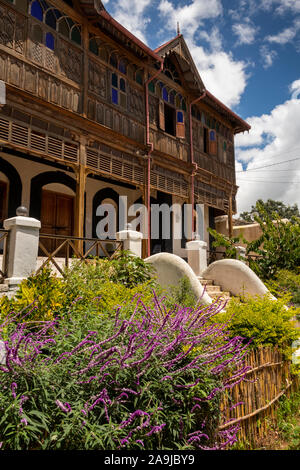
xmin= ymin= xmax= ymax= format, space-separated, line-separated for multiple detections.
xmin=0 ymin=203 xmax=299 ymax=450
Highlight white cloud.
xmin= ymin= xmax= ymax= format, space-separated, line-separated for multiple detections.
xmin=158 ymin=0 xmax=249 ymax=108
xmin=104 ymin=0 xmax=152 ymax=43
xmin=260 ymin=45 xmax=278 ymax=68
xmin=232 ymin=22 xmax=258 ymax=45
xmin=266 ymin=19 xmax=300 ymax=44
xmin=235 ymin=79 xmax=300 ymax=213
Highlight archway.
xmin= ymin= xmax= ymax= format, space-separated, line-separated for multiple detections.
xmin=0 ymin=156 xmax=22 ymax=225
xmin=92 ymin=187 xmax=120 ymax=239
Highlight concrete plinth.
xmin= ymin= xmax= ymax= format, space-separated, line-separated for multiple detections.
xmin=3 ymin=216 xmax=41 ymax=287
xmin=116 ymin=226 xmax=143 ymax=258
xmin=186 ymin=239 xmax=208 ymax=276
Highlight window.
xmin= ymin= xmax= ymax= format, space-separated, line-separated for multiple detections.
xmin=118 ymin=59 xmax=127 ymax=75
xmin=135 ymin=71 xmax=143 ymax=85
xmin=203 ymin=127 xmax=209 ymax=153
xmin=30 ymin=0 xmax=43 ymax=21
xmin=45 ymin=31 xmax=54 ymax=50
xmin=29 ymin=1 xmax=82 ymax=46
xmin=111 ymin=73 xmax=127 ymax=108
xmin=209 ymin=129 xmax=217 ymax=155
xmin=110 ymin=53 xmax=118 ymax=68
xmin=164 ymin=103 xmax=176 ymax=136
xmin=176 ymin=110 xmax=185 ymax=138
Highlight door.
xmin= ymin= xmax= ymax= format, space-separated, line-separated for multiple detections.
xmin=40 ymin=190 xmax=74 ymax=255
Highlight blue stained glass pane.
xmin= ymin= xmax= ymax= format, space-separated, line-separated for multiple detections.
xmin=112 ymin=73 xmax=118 ymax=88
xmin=45 ymin=32 xmax=54 ymax=50
xmin=31 ymin=1 xmax=43 ymax=21
xmin=210 ymin=130 xmax=216 ymax=141
xmin=163 ymin=88 xmax=168 ymax=102
xmin=177 ymin=111 xmax=183 ymax=123
xmin=112 ymin=88 xmax=118 ymax=104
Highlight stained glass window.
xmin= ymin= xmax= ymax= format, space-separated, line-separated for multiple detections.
xmin=45 ymin=10 xmax=56 ymax=30
xmin=209 ymin=130 xmax=216 ymax=141
xmin=136 ymin=71 xmax=143 ymax=85
xmin=119 ymin=60 xmax=126 ymax=75
xmin=181 ymin=99 xmax=186 ymax=112
xmin=170 ymin=91 xmax=175 ymax=105
xmin=89 ymin=37 xmax=98 ymax=55
xmin=71 ymin=26 xmax=81 ymax=45
xmin=45 ymin=31 xmax=54 ymax=50
xmin=148 ymin=82 xmax=155 ymax=93
xmin=163 ymin=88 xmax=169 ymax=102
xmin=112 ymin=73 xmax=118 ymax=88
xmin=112 ymin=88 xmax=118 ymax=105
xmin=120 ymin=78 xmax=126 ymax=92
xmin=110 ymin=53 xmax=118 ymax=68
xmin=177 ymin=111 xmax=184 ymax=123
xmin=31 ymin=0 xmax=43 ymax=21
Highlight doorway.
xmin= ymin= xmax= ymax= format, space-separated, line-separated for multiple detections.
xmin=0 ymin=181 xmax=8 ymax=227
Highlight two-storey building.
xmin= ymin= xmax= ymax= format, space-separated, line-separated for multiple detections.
xmin=0 ymin=0 xmax=250 ymax=258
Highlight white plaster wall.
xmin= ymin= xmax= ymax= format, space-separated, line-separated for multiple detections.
xmin=0 ymin=151 xmax=142 ymax=239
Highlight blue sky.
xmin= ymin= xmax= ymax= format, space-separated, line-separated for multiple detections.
xmin=102 ymin=0 xmax=300 ymax=215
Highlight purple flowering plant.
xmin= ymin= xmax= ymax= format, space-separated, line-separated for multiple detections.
xmin=0 ymin=289 xmax=250 ymax=450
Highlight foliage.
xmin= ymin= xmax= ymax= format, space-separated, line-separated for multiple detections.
xmin=165 ymin=277 xmax=198 ymax=309
xmin=245 ymin=203 xmax=300 ymax=279
xmin=207 ymin=228 xmax=246 ymax=260
xmin=276 ymin=389 xmax=300 ymax=450
xmin=0 ymin=254 xmax=158 ymax=325
xmin=265 ymin=269 xmax=300 ymax=307
xmin=0 ymin=295 xmax=249 ymax=450
xmin=213 ymin=294 xmax=300 ymax=351
xmin=240 ymin=199 xmax=300 ymax=224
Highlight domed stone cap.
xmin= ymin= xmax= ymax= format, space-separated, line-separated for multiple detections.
xmin=16 ymin=206 xmax=28 ymax=217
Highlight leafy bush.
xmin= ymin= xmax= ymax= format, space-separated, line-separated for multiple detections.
xmin=0 ymin=254 xmax=158 ymax=325
xmin=207 ymin=228 xmax=247 ymax=260
xmin=265 ymin=269 xmax=300 ymax=307
xmin=213 ymin=294 xmax=300 ymax=351
xmin=245 ymin=204 xmax=300 ymax=279
xmin=0 ymin=295 xmax=249 ymax=450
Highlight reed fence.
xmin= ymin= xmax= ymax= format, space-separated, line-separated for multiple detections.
xmin=220 ymin=347 xmax=300 ymax=446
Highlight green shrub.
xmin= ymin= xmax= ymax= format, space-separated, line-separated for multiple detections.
xmin=213 ymin=294 xmax=300 ymax=351
xmin=265 ymin=269 xmax=300 ymax=307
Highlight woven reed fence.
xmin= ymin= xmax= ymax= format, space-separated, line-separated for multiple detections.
xmin=219 ymin=347 xmax=300 ymax=445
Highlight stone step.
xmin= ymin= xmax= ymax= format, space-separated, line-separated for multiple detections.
xmin=205 ymin=285 xmax=223 ymax=294
xmin=197 ymin=278 xmax=214 ymax=285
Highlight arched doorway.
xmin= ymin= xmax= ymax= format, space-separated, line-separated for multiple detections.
xmin=0 ymin=156 xmax=22 ymax=226
xmin=92 ymin=188 xmax=120 ymax=239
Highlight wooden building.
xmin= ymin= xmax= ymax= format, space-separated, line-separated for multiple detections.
xmin=0 ymin=0 xmax=250 ymax=258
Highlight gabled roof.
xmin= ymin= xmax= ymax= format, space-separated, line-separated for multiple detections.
xmin=155 ymin=34 xmax=250 ymax=134
xmin=155 ymin=34 xmax=205 ymax=95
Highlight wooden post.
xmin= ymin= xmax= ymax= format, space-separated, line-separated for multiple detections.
xmin=228 ymin=190 xmax=233 ymax=238
xmin=74 ymin=135 xmax=88 ymax=254
xmin=82 ymin=20 xmax=89 ymax=119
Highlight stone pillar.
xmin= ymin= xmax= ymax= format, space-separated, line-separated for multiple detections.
xmin=3 ymin=207 xmax=41 ymax=288
xmin=186 ymin=238 xmax=208 ymax=276
xmin=116 ymin=224 xmax=143 ymax=258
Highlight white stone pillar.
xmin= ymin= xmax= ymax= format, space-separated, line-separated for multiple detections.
xmin=186 ymin=239 xmax=208 ymax=276
xmin=4 ymin=210 xmax=41 ymax=288
xmin=116 ymin=224 xmax=143 ymax=258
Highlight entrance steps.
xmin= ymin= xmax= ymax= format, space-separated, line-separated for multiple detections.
xmin=197 ymin=277 xmax=231 ymax=302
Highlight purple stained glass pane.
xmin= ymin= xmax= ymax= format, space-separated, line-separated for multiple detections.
xmin=119 ymin=60 xmax=126 ymax=75
xmin=45 ymin=32 xmax=54 ymax=50
xmin=112 ymin=73 xmax=118 ymax=88
xmin=112 ymin=88 xmax=118 ymax=105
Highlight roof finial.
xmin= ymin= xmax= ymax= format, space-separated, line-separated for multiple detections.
xmin=177 ymin=22 xmax=180 ymax=36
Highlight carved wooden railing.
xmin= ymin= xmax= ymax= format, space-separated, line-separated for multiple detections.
xmin=0 ymin=229 xmax=9 ymax=283
xmin=37 ymin=234 xmax=124 ymax=276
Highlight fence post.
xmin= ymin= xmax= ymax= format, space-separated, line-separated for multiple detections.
xmin=116 ymin=223 xmax=143 ymax=258
xmin=3 ymin=207 xmax=41 ymax=288
xmin=186 ymin=237 xmax=208 ymax=276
